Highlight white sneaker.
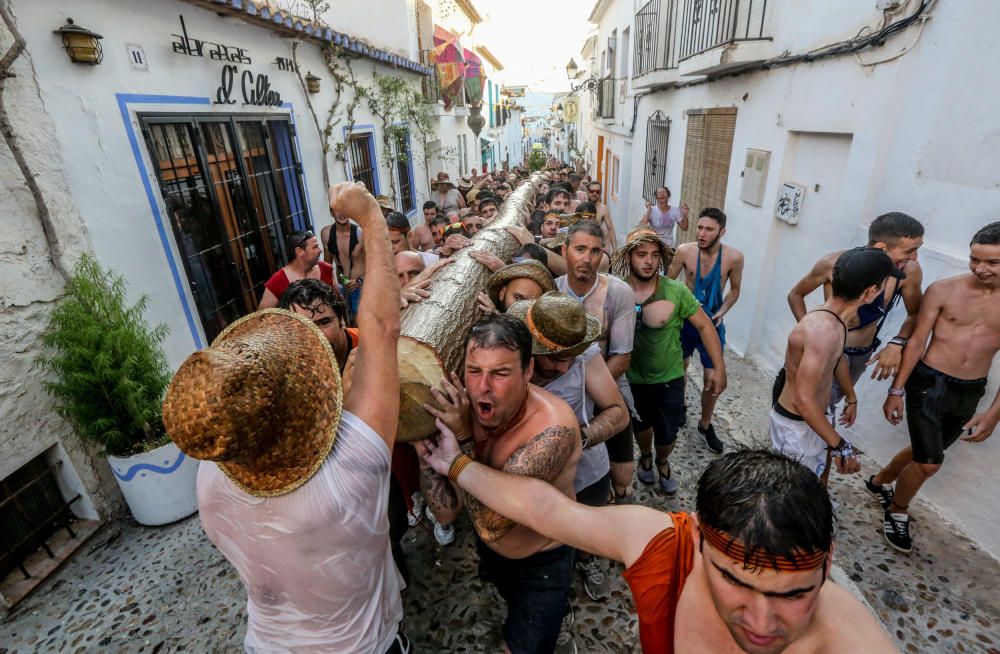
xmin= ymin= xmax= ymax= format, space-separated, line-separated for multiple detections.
xmin=426 ymin=506 xmax=456 ymax=546
xmin=407 ymin=493 xmax=426 ymax=527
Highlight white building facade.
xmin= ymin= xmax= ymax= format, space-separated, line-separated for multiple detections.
xmin=0 ymin=0 xmax=437 ymax=544
xmin=581 ymin=0 xmax=1000 ymax=556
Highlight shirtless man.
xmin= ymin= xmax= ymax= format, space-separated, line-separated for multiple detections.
xmin=787 ymin=213 xmax=924 ymax=412
xmin=419 ymin=440 xmax=899 ymax=654
xmin=321 ymin=210 xmax=365 ymax=322
xmin=639 ymin=187 xmax=689 ymax=249
xmin=668 ymin=208 xmax=744 ymax=453
xmin=584 ymin=180 xmax=617 ymax=251
xmin=873 ymin=223 xmax=1000 ymax=553
xmin=258 ymin=230 xmax=336 ymax=309
xmin=418 ymin=315 xmax=582 ymax=653
xmin=408 ymin=201 xmax=439 ymax=252
xmin=773 ymin=248 xmax=904 ymax=478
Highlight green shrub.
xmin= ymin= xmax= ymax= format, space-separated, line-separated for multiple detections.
xmin=528 ymin=149 xmax=546 ymax=172
xmin=37 ymin=255 xmax=171 ymax=457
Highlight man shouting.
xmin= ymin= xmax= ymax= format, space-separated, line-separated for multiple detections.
xmin=419 ymin=315 xmax=581 ymax=653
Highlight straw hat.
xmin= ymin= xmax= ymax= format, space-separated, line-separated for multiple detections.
xmin=610 ymin=227 xmax=675 ymax=280
xmin=162 ymin=309 xmax=342 ymax=497
xmin=487 ymin=260 xmax=556 ymax=308
xmin=459 ymin=175 xmax=473 ymax=188
xmin=507 ymin=292 xmax=601 ymax=357
xmin=376 ymin=195 xmax=395 ymax=213
xmin=433 ymin=173 xmax=456 ymax=190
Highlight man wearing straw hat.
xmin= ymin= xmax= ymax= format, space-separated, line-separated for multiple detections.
xmin=477 ymin=259 xmax=557 ymax=314
xmin=432 ymin=171 xmax=466 ymax=214
xmin=163 ymin=182 xmax=412 ymax=653
xmin=611 ymin=228 xmax=726 ymax=495
xmin=507 ymin=293 xmax=629 ymax=604
xmin=418 ymin=314 xmax=582 ymax=654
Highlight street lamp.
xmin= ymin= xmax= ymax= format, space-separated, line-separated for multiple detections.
xmin=565 ymin=58 xmax=598 ymax=94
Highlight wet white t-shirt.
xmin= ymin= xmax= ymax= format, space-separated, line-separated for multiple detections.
xmin=197 ymin=411 xmax=404 ymax=653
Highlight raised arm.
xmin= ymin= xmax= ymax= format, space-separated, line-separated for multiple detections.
xmin=329 ymin=182 xmax=401 ymax=445
xmin=787 ymin=254 xmax=836 ymax=322
xmin=418 ymin=419 xmax=671 ymax=566
xmin=677 ymin=203 xmax=690 ymax=232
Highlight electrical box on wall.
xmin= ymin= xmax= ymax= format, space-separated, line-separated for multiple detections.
xmin=740 ymin=148 xmax=771 ymax=207
xmin=775 ymin=182 xmax=806 ymax=225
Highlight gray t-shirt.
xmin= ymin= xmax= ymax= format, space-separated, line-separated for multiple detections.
xmin=542 ymin=343 xmax=609 ymax=492
xmin=556 ymin=274 xmax=637 ymax=417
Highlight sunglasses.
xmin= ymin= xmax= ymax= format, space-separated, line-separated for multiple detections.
xmin=295 ymin=230 xmax=315 ymax=248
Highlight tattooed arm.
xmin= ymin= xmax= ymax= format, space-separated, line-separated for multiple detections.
xmin=463 ymin=425 xmax=577 ymax=544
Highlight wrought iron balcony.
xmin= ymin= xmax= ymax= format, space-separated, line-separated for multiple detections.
xmin=597 ymin=77 xmax=616 ymax=120
xmin=678 ymin=0 xmax=768 ymax=61
xmin=633 ymin=0 xmax=680 ymax=76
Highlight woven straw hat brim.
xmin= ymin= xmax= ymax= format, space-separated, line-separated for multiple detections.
xmin=487 ymin=262 xmax=556 ymax=308
xmin=163 ymin=309 xmax=342 ymax=498
xmin=506 ymin=300 xmax=602 ymax=357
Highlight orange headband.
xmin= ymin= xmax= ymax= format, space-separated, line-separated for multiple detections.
xmin=525 ymin=305 xmax=568 ymax=352
xmin=701 ymin=524 xmax=828 ymax=572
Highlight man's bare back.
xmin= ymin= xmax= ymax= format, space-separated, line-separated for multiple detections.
xmin=469 ymin=385 xmax=581 ymax=559
xmin=922 ymin=274 xmax=1000 ymax=379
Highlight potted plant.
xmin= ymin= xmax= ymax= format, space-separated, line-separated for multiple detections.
xmin=37 ymin=255 xmax=199 ymax=525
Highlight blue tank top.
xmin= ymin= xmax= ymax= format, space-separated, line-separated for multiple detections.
xmin=694 ymin=246 xmax=724 ymax=316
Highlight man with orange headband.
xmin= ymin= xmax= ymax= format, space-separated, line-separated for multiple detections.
xmin=417 ymin=437 xmax=898 ymax=654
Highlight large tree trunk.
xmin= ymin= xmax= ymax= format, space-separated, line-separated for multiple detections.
xmin=396 ymin=174 xmax=541 ymax=441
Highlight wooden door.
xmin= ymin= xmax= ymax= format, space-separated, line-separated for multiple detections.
xmin=677 ymin=107 xmax=737 ymax=244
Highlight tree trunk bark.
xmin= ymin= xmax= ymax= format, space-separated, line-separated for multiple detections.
xmin=396 ymin=174 xmax=541 ymax=441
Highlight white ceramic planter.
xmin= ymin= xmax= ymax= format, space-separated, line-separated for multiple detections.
xmin=107 ymin=441 xmax=199 ymax=526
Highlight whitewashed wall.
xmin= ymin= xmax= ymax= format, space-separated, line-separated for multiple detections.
xmin=584 ymin=0 xmax=1000 ymax=557
xmin=1 ymin=0 xmax=433 ymax=513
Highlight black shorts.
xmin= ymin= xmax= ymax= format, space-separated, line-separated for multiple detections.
xmin=605 ymin=424 xmax=635 ymax=464
xmin=476 ymin=539 xmax=575 ymax=654
xmin=575 ymin=472 xmax=611 ymax=507
xmin=630 ymin=378 xmax=685 ymax=447
xmin=905 ymin=361 xmax=987 ymax=465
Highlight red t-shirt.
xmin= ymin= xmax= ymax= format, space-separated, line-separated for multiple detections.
xmin=621 ymin=512 xmax=696 ymax=654
xmin=264 ymin=261 xmax=335 ymax=299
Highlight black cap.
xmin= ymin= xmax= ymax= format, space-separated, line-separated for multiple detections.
xmin=833 ymin=247 xmax=905 ymax=299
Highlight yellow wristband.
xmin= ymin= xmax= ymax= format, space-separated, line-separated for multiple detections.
xmin=448 ymin=454 xmax=474 ymax=484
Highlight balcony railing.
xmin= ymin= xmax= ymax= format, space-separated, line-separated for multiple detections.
xmin=597 ymin=77 xmax=616 ymax=119
xmin=678 ymin=0 xmax=767 ymax=61
xmin=633 ymin=0 xmax=680 ymax=76
xmin=419 ymin=50 xmax=441 ymax=104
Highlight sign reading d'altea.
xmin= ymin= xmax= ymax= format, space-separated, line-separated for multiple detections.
xmin=215 ymin=65 xmax=282 ymax=107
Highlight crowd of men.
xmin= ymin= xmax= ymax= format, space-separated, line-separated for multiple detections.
xmin=161 ymin=162 xmax=1000 ymax=653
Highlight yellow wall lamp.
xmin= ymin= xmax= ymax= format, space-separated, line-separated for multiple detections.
xmin=53 ymin=18 xmax=103 ymax=65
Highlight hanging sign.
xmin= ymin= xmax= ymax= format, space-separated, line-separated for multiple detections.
xmin=215 ymin=65 xmax=283 ymax=107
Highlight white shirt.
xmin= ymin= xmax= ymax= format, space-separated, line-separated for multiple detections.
xmin=648 ymin=205 xmax=682 ymax=247
xmin=197 ymin=411 xmax=404 ymax=653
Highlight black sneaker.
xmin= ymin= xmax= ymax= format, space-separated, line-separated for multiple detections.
xmin=883 ymin=509 xmax=912 ymax=553
xmin=865 ymin=475 xmax=894 ymax=511
xmin=698 ymin=423 xmax=724 ymax=454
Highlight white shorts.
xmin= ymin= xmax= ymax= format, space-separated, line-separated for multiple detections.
xmin=768 ymin=408 xmax=829 ymax=478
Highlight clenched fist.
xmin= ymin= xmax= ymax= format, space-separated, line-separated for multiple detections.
xmin=328 ymin=182 xmax=380 ymax=227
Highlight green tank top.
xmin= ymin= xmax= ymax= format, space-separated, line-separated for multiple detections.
xmin=627 ymin=276 xmax=700 ymax=385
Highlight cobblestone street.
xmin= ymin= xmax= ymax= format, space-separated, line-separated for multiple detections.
xmin=2 ymin=352 xmax=999 ymax=653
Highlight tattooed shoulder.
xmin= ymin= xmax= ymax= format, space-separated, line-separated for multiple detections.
xmin=504 ymin=425 xmax=577 ymax=481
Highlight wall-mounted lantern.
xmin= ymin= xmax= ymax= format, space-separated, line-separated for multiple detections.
xmin=53 ymin=18 xmax=103 ymax=65
xmin=305 ymin=71 xmax=321 ymax=94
